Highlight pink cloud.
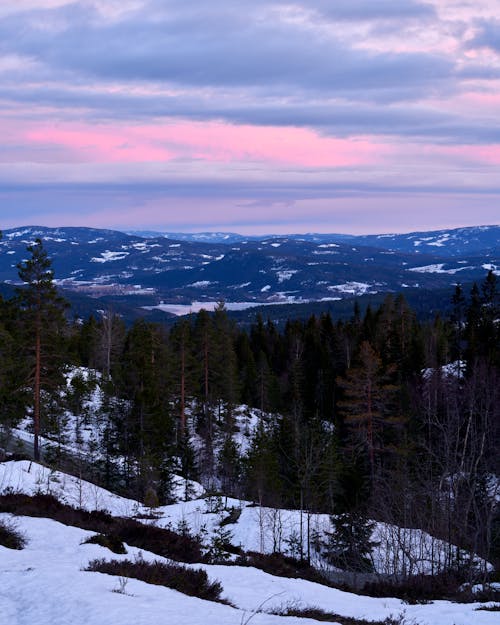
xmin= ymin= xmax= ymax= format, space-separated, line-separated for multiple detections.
xmin=24 ymin=126 xmax=173 ymax=163
xmin=19 ymin=119 xmax=387 ymax=167
xmin=155 ymin=121 xmax=386 ymax=167
xmin=438 ymin=144 xmax=500 ymax=165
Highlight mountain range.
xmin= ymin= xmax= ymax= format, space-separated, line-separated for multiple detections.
xmin=1 ymin=224 xmax=498 ymax=320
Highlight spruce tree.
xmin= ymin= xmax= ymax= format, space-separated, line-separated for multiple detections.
xmin=323 ymin=512 xmax=376 ymax=572
xmin=120 ymin=319 xmax=172 ymax=494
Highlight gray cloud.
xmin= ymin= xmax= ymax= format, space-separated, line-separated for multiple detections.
xmin=2 ymin=176 xmax=500 ymax=200
xmin=469 ymin=19 xmax=500 ymax=52
xmin=0 ymin=1 xmax=452 ymax=99
xmin=312 ymin=0 xmax=435 ymax=21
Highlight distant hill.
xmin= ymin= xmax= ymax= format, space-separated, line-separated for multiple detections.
xmin=126 ymin=225 xmax=500 ymax=257
xmin=1 ymin=224 xmax=497 ymax=322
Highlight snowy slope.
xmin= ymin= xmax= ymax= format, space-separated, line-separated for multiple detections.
xmin=1 ymin=510 xmax=498 ymax=625
xmin=0 ymin=461 xmax=490 ymax=580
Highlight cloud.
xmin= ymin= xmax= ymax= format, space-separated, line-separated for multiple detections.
xmin=469 ymin=19 xmax=500 ymax=52
xmin=2 ymin=81 xmax=500 ymax=146
xmin=0 ymin=1 xmax=452 ymax=98
xmin=1 ymin=0 xmax=500 ymax=232
xmin=313 ymin=0 xmax=436 ymax=21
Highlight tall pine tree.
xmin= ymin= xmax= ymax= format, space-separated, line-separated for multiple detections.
xmin=17 ymin=238 xmax=68 ymax=460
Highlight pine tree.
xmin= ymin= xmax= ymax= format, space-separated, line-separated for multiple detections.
xmin=16 ymin=238 xmax=68 ymax=461
xmin=450 ymin=284 xmax=466 ymax=371
xmin=336 ymin=340 xmax=404 ymax=484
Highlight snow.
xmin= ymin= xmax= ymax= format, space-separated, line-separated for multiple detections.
xmin=409 ymin=264 xmax=474 ymax=274
xmin=4 ymin=229 xmax=32 ymax=239
xmin=328 ymin=282 xmax=374 ymax=295
xmin=0 ymin=459 xmax=485 ymax=580
xmin=0 ymin=514 xmax=295 ymax=625
xmin=131 ymin=242 xmax=150 ymax=251
xmin=411 ymin=234 xmax=452 ymax=248
xmin=0 ymin=461 xmax=144 ymax=516
xmin=428 ymin=234 xmax=451 ymax=247
xmin=2 ymin=364 xmax=497 ymax=624
xmin=422 ymin=361 xmax=465 ymax=380
xmin=0 ymin=501 xmax=497 ymax=625
xmin=276 ymin=270 xmax=298 ymax=283
xmin=0 ymin=461 xmax=204 ymax=512
xmin=91 ymin=251 xmax=130 ymax=263
xmin=143 ymin=301 xmax=268 ymax=316
xmin=187 ymin=281 xmax=215 ymax=288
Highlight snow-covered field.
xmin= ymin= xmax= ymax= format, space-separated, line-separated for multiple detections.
xmin=1 ymin=461 xmax=499 ymax=625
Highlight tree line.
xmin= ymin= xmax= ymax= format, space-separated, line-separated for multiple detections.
xmin=0 ymin=237 xmax=499 ymax=576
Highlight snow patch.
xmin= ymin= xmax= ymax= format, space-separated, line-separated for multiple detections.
xmin=187 ymin=281 xmax=216 ymax=288
xmin=409 ymin=264 xmax=475 ymax=274
xmin=91 ymin=251 xmax=130 ymax=263
xmin=328 ymin=282 xmax=373 ymax=295
xmin=276 ymin=270 xmax=298 ymax=283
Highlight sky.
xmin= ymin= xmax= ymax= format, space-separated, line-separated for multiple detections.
xmin=0 ymin=0 xmax=500 ymax=234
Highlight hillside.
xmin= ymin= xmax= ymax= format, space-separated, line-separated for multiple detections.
xmin=1 ymin=460 xmax=499 ymax=625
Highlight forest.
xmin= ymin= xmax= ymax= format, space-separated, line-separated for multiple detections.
xmin=0 ymin=237 xmax=499 ymax=584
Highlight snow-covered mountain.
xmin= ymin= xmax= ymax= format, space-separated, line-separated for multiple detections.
xmin=127 ymin=225 xmax=500 ymax=257
xmin=1 ymin=226 xmax=498 ymax=312
xmin=351 ymin=225 xmax=500 ymax=257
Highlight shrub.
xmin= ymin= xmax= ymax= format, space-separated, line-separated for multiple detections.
xmin=270 ymin=604 xmax=410 ymax=625
xmin=236 ymin=551 xmax=331 ymax=586
xmin=82 ymin=533 xmax=127 ymax=554
xmin=220 ymin=507 xmax=242 ymax=526
xmin=143 ymin=487 xmax=159 ymax=509
xmin=476 ymin=604 xmax=500 ymax=611
xmin=86 ymin=556 xmax=224 ymax=602
xmin=0 ymin=518 xmax=26 ymax=550
xmin=363 ymin=570 xmax=473 ymax=603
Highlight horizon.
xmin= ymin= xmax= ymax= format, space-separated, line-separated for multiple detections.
xmin=2 ymin=221 xmax=500 ymax=238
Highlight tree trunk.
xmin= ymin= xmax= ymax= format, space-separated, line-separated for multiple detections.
xmin=180 ymin=334 xmax=186 ymax=433
xmin=34 ymin=324 xmax=41 ymax=461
